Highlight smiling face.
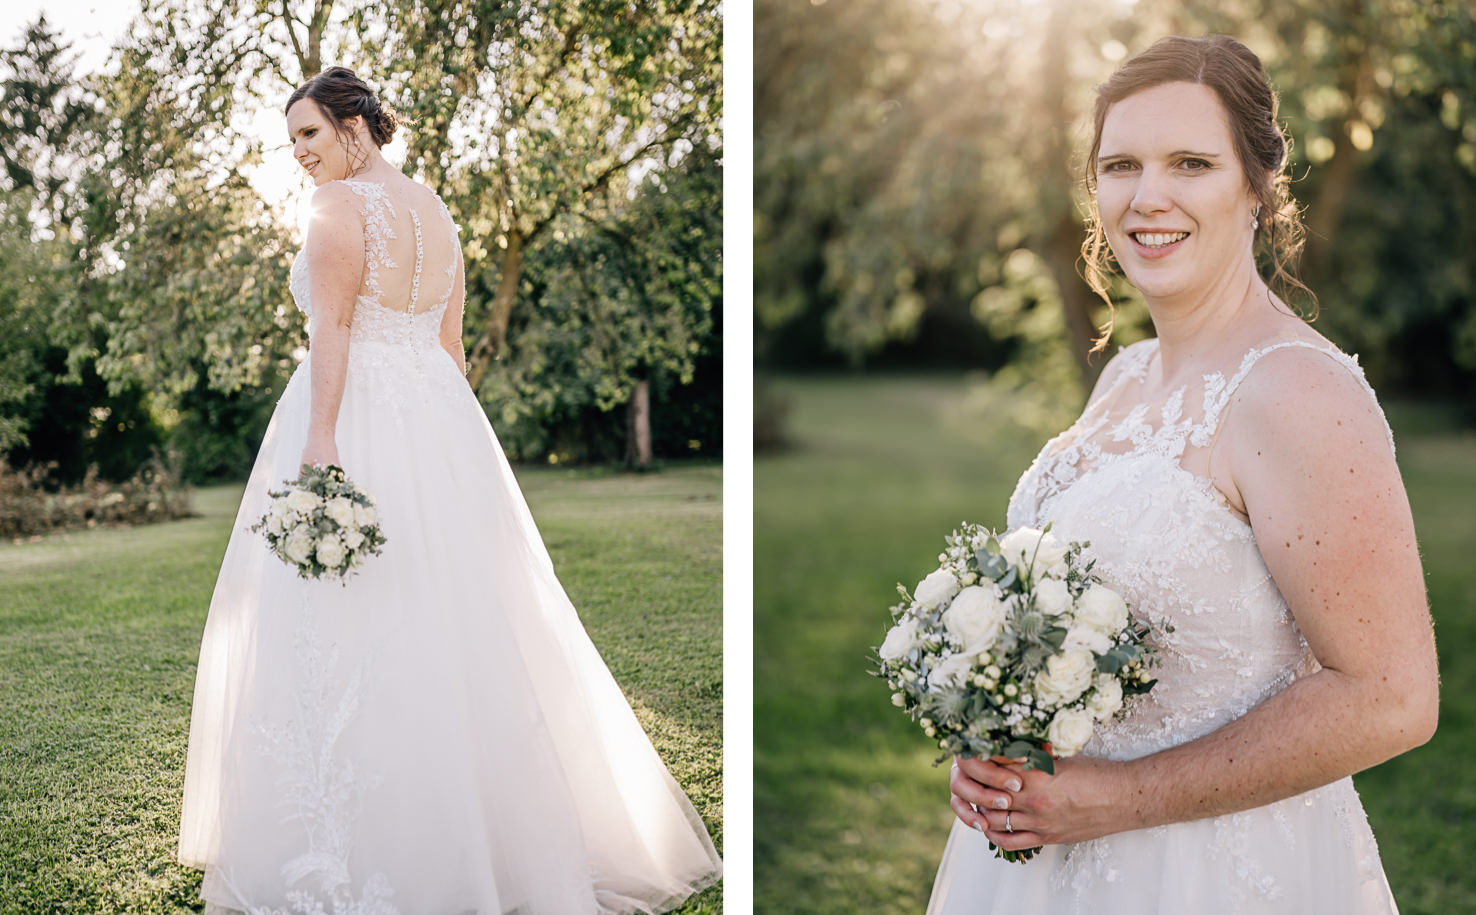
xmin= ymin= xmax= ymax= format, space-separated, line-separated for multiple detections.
xmin=286 ymin=98 xmax=358 ymax=186
xmin=1094 ymin=81 xmax=1261 ymax=304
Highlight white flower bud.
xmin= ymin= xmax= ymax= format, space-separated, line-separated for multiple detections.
xmin=891 ymin=692 xmax=906 ymax=707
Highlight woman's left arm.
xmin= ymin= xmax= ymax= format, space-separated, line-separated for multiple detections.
xmin=954 ymin=350 xmax=1439 ymax=850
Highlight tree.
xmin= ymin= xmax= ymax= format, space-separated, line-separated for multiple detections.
xmin=755 ymin=0 xmax=1476 ymax=405
xmin=485 ymin=141 xmax=721 ymax=465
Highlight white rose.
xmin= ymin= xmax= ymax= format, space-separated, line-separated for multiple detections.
xmin=326 ymin=497 xmax=356 ymax=528
xmin=1087 ymin=674 xmax=1124 ymax=721
xmin=266 ymin=513 xmax=284 ymax=535
xmin=998 ymin=527 xmax=1069 ymax=576
xmin=879 ymin=617 xmax=922 ymax=662
xmin=927 ymin=652 xmax=974 ymax=689
xmin=342 ymin=528 xmax=365 ymax=550
xmin=269 ymin=499 xmax=290 ymax=521
xmin=1033 ymin=578 xmax=1073 ymax=617
xmin=914 ymin=568 xmax=961 ymax=609
xmin=1033 ymin=649 xmax=1096 ymax=708
xmin=1046 ymin=707 xmax=1095 ymax=757
xmin=942 ymin=585 xmax=1007 ymax=654
xmin=352 ymin=502 xmax=377 ymax=527
xmin=1062 ymin=625 xmax=1113 ymax=655
xmin=315 ymin=535 xmax=346 ymax=569
xmin=1076 ymin=585 xmax=1130 ymax=636
xmin=283 ymin=531 xmax=313 ymax=565
xmin=285 ymin=488 xmax=320 ymax=515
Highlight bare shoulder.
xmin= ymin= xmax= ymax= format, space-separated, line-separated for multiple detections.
xmin=1229 ymin=340 xmax=1391 ymax=459
xmin=1222 ymin=339 xmax=1401 ymax=527
xmin=308 ymin=179 xmax=364 ymax=217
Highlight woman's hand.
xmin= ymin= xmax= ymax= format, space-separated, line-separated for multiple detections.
xmin=299 ymin=434 xmax=340 ymax=472
xmin=950 ymin=754 xmax=1127 ymax=852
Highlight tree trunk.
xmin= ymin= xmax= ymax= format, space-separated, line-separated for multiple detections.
xmin=626 ymin=378 xmax=652 ymax=468
xmin=465 ymin=229 xmax=525 ymax=391
xmin=1045 ymin=211 xmax=1104 ymax=390
xmin=1036 ymin=0 xmax=1102 ymax=393
xmin=279 ymin=0 xmax=332 ymax=77
xmin=1303 ymin=36 xmax=1374 ymax=294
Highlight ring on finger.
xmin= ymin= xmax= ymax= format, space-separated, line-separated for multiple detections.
xmin=1005 ymin=811 xmax=1014 ymax=833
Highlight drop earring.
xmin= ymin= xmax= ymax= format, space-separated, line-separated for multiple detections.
xmin=1251 ymin=206 xmax=1261 ymax=231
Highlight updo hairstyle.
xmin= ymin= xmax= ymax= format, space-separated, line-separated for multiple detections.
xmin=285 ymin=66 xmax=401 ymax=150
xmin=1081 ymin=35 xmax=1315 ymax=348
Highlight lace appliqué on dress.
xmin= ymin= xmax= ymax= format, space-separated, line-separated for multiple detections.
xmin=216 ymin=616 xmax=399 ymax=915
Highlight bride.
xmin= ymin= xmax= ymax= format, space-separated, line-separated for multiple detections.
xmin=930 ymin=36 xmax=1437 ymax=913
xmin=177 ymin=67 xmax=722 ymax=914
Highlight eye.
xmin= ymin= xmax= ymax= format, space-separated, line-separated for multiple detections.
xmin=1177 ymin=157 xmax=1212 ymax=171
xmin=1098 ymin=159 xmax=1136 ymax=174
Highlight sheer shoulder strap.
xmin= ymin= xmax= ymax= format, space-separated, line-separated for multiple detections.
xmin=1081 ymin=337 xmax=1158 ymax=421
xmin=1204 ymin=339 xmax=1396 ymax=458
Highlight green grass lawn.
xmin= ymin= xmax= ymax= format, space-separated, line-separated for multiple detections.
xmin=755 ymin=374 xmax=1476 ymax=914
xmin=0 ymin=463 xmax=723 ymax=914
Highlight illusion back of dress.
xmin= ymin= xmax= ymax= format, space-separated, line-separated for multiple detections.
xmin=287 ymin=178 xmax=460 ymax=353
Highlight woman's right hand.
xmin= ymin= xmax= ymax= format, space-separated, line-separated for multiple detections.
xmin=299 ymin=434 xmax=340 ymax=472
xmin=949 ymin=755 xmax=1025 ymax=831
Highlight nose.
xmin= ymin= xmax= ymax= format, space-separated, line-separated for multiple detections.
xmin=294 ymin=139 xmax=306 ymax=162
xmin=1130 ymin=166 xmax=1172 ymax=215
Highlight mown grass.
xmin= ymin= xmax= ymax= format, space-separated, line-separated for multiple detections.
xmin=754 ymin=373 xmax=1476 ymax=914
xmin=0 ymin=463 xmax=722 ymax=914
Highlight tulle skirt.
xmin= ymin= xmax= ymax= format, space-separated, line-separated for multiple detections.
xmin=927 ymin=775 xmax=1395 ymax=914
xmin=178 ymin=342 xmax=721 ymax=914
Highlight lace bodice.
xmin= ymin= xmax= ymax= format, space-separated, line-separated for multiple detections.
xmin=1007 ymin=337 xmax=1396 ymax=760
xmin=287 ymin=178 xmax=460 ymax=354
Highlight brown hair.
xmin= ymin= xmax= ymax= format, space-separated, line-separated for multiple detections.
xmin=285 ymin=67 xmax=401 ymax=164
xmin=1081 ymin=35 xmax=1314 ymax=350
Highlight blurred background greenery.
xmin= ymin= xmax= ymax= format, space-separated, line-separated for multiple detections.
xmin=0 ymin=0 xmax=721 ymax=532
xmin=755 ymin=0 xmax=1476 ymax=912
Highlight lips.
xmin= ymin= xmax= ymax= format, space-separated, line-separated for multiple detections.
xmin=1126 ymin=229 xmax=1190 ymax=260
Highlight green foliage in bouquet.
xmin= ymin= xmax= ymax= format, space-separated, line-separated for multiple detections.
xmin=873 ymin=522 xmax=1164 ymax=862
xmin=250 ymin=464 xmax=387 ymax=583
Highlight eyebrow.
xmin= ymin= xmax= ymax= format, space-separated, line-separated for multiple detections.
xmin=1097 ymin=149 xmax=1225 ymax=161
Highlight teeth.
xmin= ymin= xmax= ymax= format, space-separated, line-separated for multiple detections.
xmin=1134 ymin=232 xmax=1188 ymax=247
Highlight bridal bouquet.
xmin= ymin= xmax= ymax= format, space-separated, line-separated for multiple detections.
xmin=250 ymin=464 xmax=387 ymax=582
xmin=873 ymin=523 xmax=1158 ymax=860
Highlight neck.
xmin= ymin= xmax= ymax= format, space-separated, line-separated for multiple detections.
xmin=1145 ymin=257 xmax=1271 ymax=383
xmin=345 ymin=147 xmax=395 ymax=182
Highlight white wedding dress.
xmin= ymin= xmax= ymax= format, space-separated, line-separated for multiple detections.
xmin=178 ymin=178 xmax=722 ymax=914
xmin=928 ymin=337 xmax=1399 ymax=914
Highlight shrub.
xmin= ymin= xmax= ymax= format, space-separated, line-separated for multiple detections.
xmin=0 ymin=451 xmax=193 ymax=539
